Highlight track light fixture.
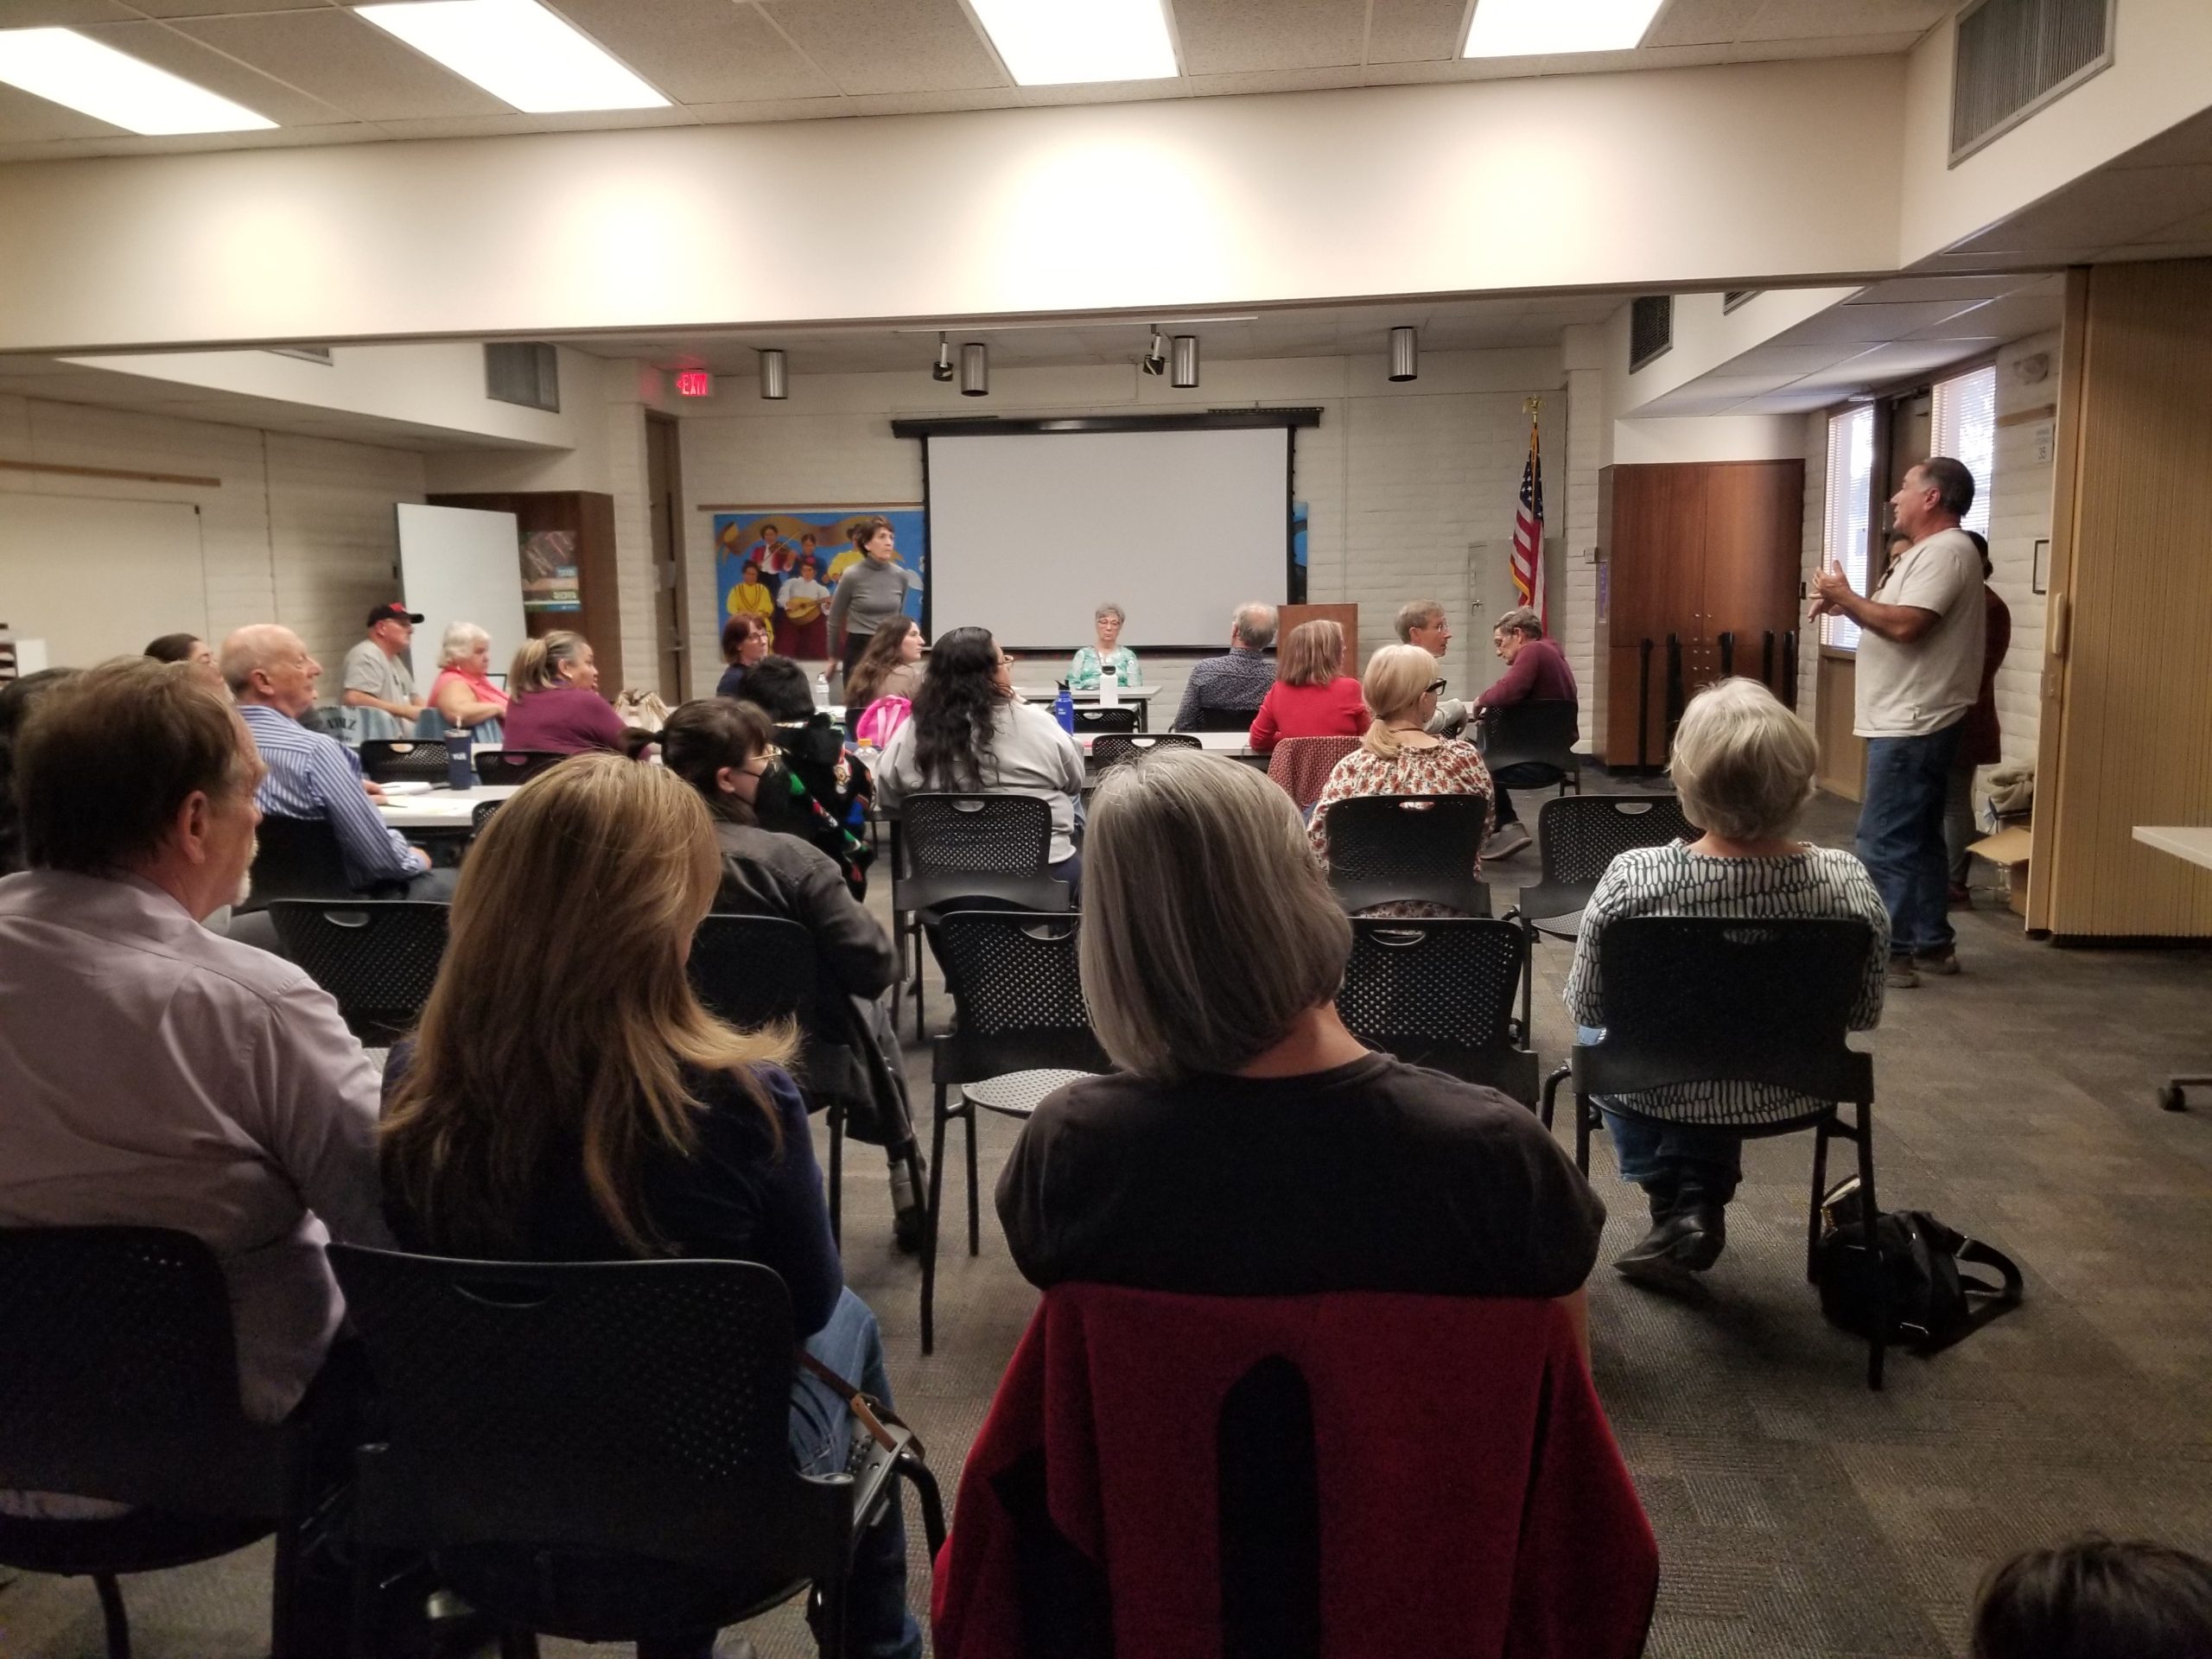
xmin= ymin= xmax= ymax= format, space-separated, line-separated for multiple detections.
xmin=1171 ymin=334 xmax=1199 ymax=389
xmin=960 ymin=341 xmax=988 ymax=397
xmin=931 ymin=332 xmax=955 ymax=384
xmin=758 ymin=348 xmax=788 ymax=399
xmin=1141 ymin=327 xmax=1167 ymax=376
xmin=1388 ymin=326 xmax=1418 ymax=383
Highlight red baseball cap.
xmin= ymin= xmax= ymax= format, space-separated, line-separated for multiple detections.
xmin=367 ymin=601 xmax=423 ymax=627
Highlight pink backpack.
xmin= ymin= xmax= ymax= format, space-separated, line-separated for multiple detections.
xmin=854 ymin=695 xmax=912 ymax=748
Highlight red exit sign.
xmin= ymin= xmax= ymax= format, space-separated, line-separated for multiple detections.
xmin=675 ymin=370 xmax=714 ymax=398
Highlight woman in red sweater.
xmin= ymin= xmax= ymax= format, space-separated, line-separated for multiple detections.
xmin=1249 ymin=618 xmax=1367 ymax=753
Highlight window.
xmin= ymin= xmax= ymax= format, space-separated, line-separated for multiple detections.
xmin=1821 ymin=404 xmax=1875 ymax=651
xmin=1931 ymin=364 xmax=1996 ymax=540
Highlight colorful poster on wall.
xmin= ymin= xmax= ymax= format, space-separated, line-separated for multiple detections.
xmin=518 ymin=529 xmax=581 ymax=612
xmin=1288 ymin=500 xmax=1309 ymax=604
xmin=712 ymin=507 xmax=925 ymax=658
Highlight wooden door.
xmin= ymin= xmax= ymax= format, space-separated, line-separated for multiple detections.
xmin=1698 ymin=461 xmax=1804 ymax=700
xmin=645 ymin=414 xmax=688 ymax=701
xmin=1599 ymin=465 xmax=1705 ymax=766
xmin=1278 ymin=603 xmax=1361 ymax=681
xmin=1815 ymin=652 xmax=1865 ymax=801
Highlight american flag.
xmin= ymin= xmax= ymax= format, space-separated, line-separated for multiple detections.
xmin=1511 ymin=416 xmax=1545 ymax=626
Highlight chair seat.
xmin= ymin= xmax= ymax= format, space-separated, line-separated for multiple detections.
xmin=899 ymin=874 xmax=1069 ymax=917
xmin=1515 ymin=880 xmax=1593 ymax=938
xmin=1331 ymin=877 xmax=1491 ymax=918
xmin=0 ymin=1507 xmax=276 ymax=1578
xmin=963 ymin=1069 xmax=1097 ymax=1120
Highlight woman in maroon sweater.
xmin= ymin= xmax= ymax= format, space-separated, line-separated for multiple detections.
xmin=499 ymin=630 xmax=632 ymax=754
xmin=1249 ymin=618 xmax=1368 ymax=753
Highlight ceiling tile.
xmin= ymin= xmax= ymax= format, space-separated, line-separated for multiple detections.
xmin=0 ymin=0 xmax=140 ymax=22
xmin=77 ymin=20 xmax=357 ymax=126
xmin=122 ymin=0 xmax=340 ymax=15
xmin=1905 ymin=291 xmax=2063 ymax=341
xmin=1742 ymin=0 xmax=1948 ymax=43
xmin=1184 ymin=66 xmax=1366 ymax=97
xmin=0 ymin=77 xmax=124 ymax=142
xmin=687 ymin=96 xmax=852 ymax=124
xmin=1643 ymin=0 xmax=1764 ymax=48
xmin=1173 ymin=0 xmax=1367 ymax=75
xmin=532 ymin=105 xmax=699 ymax=130
xmin=757 ymin=0 xmax=1008 ymax=97
xmin=1780 ymin=299 xmax=1999 ymax=344
xmin=847 ymin=87 xmax=1024 ymax=116
xmin=172 ymin=10 xmax=511 ymax=121
xmin=1727 ymin=29 xmax=1923 ymax=60
xmin=1363 ymin=0 xmax=1469 ymax=64
xmin=2110 ymin=107 xmax=2212 ymax=169
xmin=543 ymin=0 xmax=839 ymax=104
xmin=1849 ymin=273 xmax=2027 ymax=304
xmin=1732 ymin=342 xmax=1864 ymax=372
xmin=1957 ymin=163 xmax=2212 ymax=255
xmin=1017 ymin=79 xmax=1187 ymax=106
xmin=1537 ymin=42 xmax=1732 ymax=74
xmin=370 ymin=113 xmax=546 ymax=140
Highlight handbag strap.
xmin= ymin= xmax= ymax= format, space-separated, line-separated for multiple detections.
xmin=1956 ymin=1238 xmax=2024 ymax=1306
xmin=796 ymin=1348 xmax=926 ymax=1459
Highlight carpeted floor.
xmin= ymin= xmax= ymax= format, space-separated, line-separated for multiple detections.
xmin=6 ymin=772 xmax=2211 ymax=1658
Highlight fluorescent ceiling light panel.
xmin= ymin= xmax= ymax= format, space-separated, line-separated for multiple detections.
xmin=1463 ymin=0 xmax=1666 ymax=57
xmin=354 ymin=0 xmax=667 ymax=113
xmin=0 ymin=28 xmax=276 ymax=135
xmin=967 ymin=0 xmax=1179 ymax=86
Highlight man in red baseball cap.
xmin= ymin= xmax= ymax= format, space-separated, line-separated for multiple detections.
xmin=343 ymin=601 xmax=425 ymax=741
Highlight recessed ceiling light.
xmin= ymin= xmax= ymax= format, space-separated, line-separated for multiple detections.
xmin=1463 ymin=0 xmax=1666 ymax=58
xmin=353 ymin=0 xmax=667 ymax=113
xmin=0 ymin=28 xmax=276 ymax=135
xmin=967 ymin=0 xmax=1179 ymax=86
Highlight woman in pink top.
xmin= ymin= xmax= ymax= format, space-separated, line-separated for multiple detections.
xmin=1249 ymin=619 xmax=1368 ymax=754
xmin=428 ymin=621 xmax=511 ymax=741
xmin=499 ymin=631 xmax=632 ymax=755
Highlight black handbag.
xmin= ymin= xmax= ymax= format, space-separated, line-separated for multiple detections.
xmin=1814 ymin=1177 xmax=2023 ymax=1353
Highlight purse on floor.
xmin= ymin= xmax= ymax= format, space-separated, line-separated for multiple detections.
xmin=1814 ymin=1177 xmax=2024 ymax=1353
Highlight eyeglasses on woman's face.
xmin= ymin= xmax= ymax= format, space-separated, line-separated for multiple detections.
xmin=1425 ymin=677 xmax=1448 ymax=696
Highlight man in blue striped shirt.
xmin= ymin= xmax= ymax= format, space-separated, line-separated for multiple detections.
xmin=221 ymin=626 xmax=455 ymax=898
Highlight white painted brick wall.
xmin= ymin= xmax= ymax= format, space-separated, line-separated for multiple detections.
xmin=1561 ymin=366 xmax=1605 ymax=746
xmin=2 ymin=392 xmax=425 ymax=675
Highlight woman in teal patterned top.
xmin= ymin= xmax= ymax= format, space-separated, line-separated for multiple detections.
xmin=1067 ymin=602 xmax=1143 ymax=690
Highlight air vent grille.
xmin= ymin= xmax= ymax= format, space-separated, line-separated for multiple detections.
xmin=266 ymin=346 xmax=333 ymax=365
xmin=1722 ymin=289 xmax=1759 ymax=313
xmin=1630 ymin=296 xmax=1672 ymax=372
xmin=1951 ymin=0 xmax=2112 ymax=164
xmin=486 ymin=342 xmax=560 ymax=412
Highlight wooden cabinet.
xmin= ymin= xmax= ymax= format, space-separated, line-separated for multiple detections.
xmin=424 ymin=490 xmax=624 ymax=690
xmin=1594 ymin=459 xmax=1804 ymax=767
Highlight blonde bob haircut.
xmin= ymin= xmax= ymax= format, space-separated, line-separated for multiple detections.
xmin=1081 ymin=749 xmax=1351 ymax=1080
xmin=508 ymin=629 xmax=588 ymax=695
xmin=1358 ymin=643 xmax=1440 ymax=758
xmin=380 ymin=753 xmax=793 ymax=1256
xmin=1668 ymin=677 xmax=1819 ymax=842
xmin=1275 ymin=619 xmax=1345 ymax=688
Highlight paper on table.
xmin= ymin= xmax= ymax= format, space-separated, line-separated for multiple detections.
xmin=376 ymin=780 xmax=435 ymax=797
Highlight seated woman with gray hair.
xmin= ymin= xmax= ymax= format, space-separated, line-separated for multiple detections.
xmin=1565 ymin=677 xmax=1890 ymax=1287
xmin=1066 ymin=602 xmax=1142 ymax=691
xmin=997 ymin=748 xmax=1603 ymax=1330
xmin=426 ymin=620 xmax=508 ymax=742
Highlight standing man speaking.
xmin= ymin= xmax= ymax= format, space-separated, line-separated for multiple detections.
xmin=1811 ymin=456 xmax=1986 ymax=988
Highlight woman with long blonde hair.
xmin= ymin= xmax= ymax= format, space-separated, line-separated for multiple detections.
xmin=1306 ymin=643 xmax=1495 ymax=913
xmin=1247 ymin=617 xmax=1367 ymax=754
xmin=378 ymin=754 xmax=923 ymax=1659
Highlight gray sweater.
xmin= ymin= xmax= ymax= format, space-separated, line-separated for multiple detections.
xmin=828 ymin=558 xmax=921 ymax=642
xmin=875 ymin=699 xmax=1086 ymax=863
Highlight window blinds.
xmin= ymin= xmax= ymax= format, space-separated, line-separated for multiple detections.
xmin=1821 ymin=404 xmax=1875 ymax=651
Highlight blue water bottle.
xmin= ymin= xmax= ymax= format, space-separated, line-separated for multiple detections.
xmin=443 ymin=728 xmax=474 ymax=791
xmin=1052 ymin=683 xmax=1075 ymax=734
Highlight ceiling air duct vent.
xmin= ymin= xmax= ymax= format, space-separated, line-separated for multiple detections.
xmin=486 ymin=342 xmax=560 ymax=413
xmin=1629 ymin=296 xmax=1672 ymax=373
xmin=1950 ymin=0 xmax=2113 ymax=165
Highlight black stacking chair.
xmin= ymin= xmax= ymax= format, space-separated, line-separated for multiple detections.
xmin=689 ymin=914 xmax=921 ymax=1248
xmin=1071 ymin=705 xmax=1138 ymax=736
xmin=240 ymin=816 xmax=356 ymax=912
xmin=1319 ymin=794 xmax=1492 ymax=918
xmin=328 ymin=1246 xmax=945 ymax=1659
xmin=1337 ymin=918 xmax=1537 ymax=1103
xmin=473 ymin=749 xmax=566 ymax=787
xmin=359 ymin=740 xmax=452 ymax=785
xmin=1476 ymin=700 xmax=1582 ymax=795
xmin=268 ymin=899 xmax=449 ymax=1045
xmin=1539 ymin=916 xmax=1886 ymax=1388
xmin=1191 ymin=705 xmax=1263 ymax=733
xmin=1090 ymin=732 xmax=1200 ymax=771
xmin=892 ymin=794 xmax=1069 ymax=1043
xmin=923 ymin=911 xmax=1110 ymax=1354
xmin=1509 ymin=792 xmax=1697 ymax=1026
xmin=471 ymin=798 xmax=505 ymax=836
xmin=0 ymin=1227 xmax=334 ymax=1659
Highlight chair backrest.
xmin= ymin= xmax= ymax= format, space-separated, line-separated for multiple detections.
xmin=1266 ymin=734 xmax=1361 ymax=810
xmin=931 ymin=910 xmax=1112 ymax=1085
xmin=328 ymin=1247 xmax=847 ymax=1579
xmin=1071 ymin=705 xmax=1138 ymax=735
xmin=267 ymin=899 xmax=450 ymax=1042
xmin=1477 ymin=699 xmax=1580 ymax=775
xmin=473 ymin=749 xmax=566 ymax=787
xmin=1336 ymin=919 xmax=1536 ymax=1101
xmin=901 ymin=792 xmax=1052 ymax=879
xmin=360 ymin=740 xmax=454 ymax=785
xmin=470 ymin=798 xmax=504 ymax=834
xmin=1535 ymin=793 xmax=1697 ymax=888
xmin=1320 ymin=794 xmax=1491 ymax=917
xmin=242 ymin=815 xmax=355 ymax=910
xmin=1582 ymin=916 xmax=1875 ymax=1111
xmin=1192 ymin=705 xmax=1262 ymax=733
xmin=1091 ymin=732 xmax=1200 ymax=771
xmin=0 ymin=1227 xmax=294 ymax=1516
xmin=688 ymin=912 xmax=827 ymax=1032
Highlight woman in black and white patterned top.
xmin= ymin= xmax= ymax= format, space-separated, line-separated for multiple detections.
xmin=1565 ymin=677 xmax=1889 ymax=1286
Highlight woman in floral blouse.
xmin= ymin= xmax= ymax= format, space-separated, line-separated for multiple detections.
xmin=1067 ymin=602 xmax=1143 ymax=690
xmin=1309 ymin=644 xmax=1494 ymax=916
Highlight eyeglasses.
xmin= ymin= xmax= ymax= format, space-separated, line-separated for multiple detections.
xmin=1425 ymin=677 xmax=1448 ymax=695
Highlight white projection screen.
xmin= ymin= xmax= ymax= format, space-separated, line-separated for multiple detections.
xmin=923 ymin=425 xmax=1293 ymax=649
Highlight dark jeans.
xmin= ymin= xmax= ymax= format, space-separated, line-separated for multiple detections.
xmin=1050 ymin=850 xmax=1083 ymax=906
xmin=1486 ymin=762 xmax=1558 ymax=830
xmin=1857 ymin=724 xmax=1963 ymax=957
xmin=1579 ymin=1026 xmax=1741 ymax=1207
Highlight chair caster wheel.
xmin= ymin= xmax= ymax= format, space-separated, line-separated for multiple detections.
xmin=2159 ymin=1084 xmax=2189 ymax=1112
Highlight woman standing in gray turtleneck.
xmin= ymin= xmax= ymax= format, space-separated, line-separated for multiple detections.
xmin=829 ymin=516 xmax=923 ymax=679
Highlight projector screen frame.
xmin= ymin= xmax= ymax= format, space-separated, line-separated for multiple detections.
xmin=890 ymin=408 xmax=1322 ymax=653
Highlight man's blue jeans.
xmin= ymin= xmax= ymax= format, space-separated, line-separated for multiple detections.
xmin=1857 ymin=723 xmax=1963 ymax=957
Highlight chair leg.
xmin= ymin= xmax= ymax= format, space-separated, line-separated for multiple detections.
xmin=965 ymin=1098 xmax=982 ymax=1258
xmin=1855 ymin=1106 xmax=1885 ymax=1392
xmin=922 ymin=1085 xmax=949 ymax=1355
xmin=913 ymin=920 xmax=928 ymax=1045
xmin=1518 ymin=916 xmax=1535 ymax=1046
xmin=1807 ymin=1119 xmax=1834 ymax=1283
xmin=1573 ymin=1090 xmax=1593 ymax=1174
xmin=93 ymin=1573 xmax=130 ymax=1659
xmin=1539 ymin=1063 xmax=1569 ymax=1132
xmin=889 ymin=913 xmax=905 ymax=1029
xmin=828 ymin=1101 xmax=844 ymax=1248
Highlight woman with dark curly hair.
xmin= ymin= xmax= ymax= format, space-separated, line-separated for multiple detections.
xmin=874 ymin=625 xmax=1085 ymax=891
